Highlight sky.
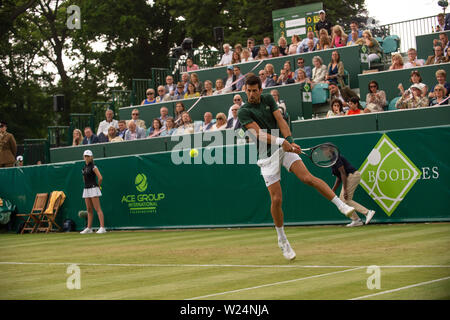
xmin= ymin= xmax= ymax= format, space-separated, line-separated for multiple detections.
xmin=365 ymin=0 xmax=442 ymax=25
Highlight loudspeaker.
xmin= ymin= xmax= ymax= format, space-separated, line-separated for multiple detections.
xmin=213 ymin=27 xmax=224 ymax=43
xmin=53 ymin=94 xmax=64 ymax=112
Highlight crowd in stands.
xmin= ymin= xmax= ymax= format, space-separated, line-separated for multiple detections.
xmin=70 ymin=10 xmax=450 ymax=146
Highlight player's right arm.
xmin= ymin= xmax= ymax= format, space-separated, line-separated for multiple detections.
xmin=244 ymin=121 xmax=297 ymax=153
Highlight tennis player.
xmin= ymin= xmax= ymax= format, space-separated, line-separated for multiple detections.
xmin=237 ymin=74 xmax=355 ymax=260
xmin=80 ymin=150 xmax=106 ymax=234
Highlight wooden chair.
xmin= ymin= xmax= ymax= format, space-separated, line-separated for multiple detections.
xmin=16 ymin=193 xmax=49 ymax=234
xmin=36 ymin=192 xmax=64 ymax=233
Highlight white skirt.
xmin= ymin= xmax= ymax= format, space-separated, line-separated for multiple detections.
xmin=82 ymin=187 xmax=102 ymax=198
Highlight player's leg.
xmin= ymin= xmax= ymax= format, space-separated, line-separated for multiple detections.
xmin=91 ymin=197 xmax=105 ymax=232
xmin=80 ymin=198 xmax=94 ymax=234
xmin=267 ymin=180 xmax=296 ymax=260
xmin=344 ymin=172 xmax=376 ymax=225
xmin=288 ymin=158 xmax=355 ymax=217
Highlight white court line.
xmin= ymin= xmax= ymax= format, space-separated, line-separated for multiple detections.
xmin=1 ymin=262 xmax=450 ymax=269
xmin=349 ymin=276 xmax=450 ymax=300
xmin=187 ymin=267 xmax=365 ymax=300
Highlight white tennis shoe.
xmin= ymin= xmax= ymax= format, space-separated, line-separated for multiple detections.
xmin=338 ymin=203 xmax=356 ymax=218
xmin=346 ymin=219 xmax=364 ymax=227
xmin=96 ymin=227 xmax=107 ymax=234
xmin=365 ymin=210 xmax=376 ymax=225
xmin=80 ymin=227 xmax=93 ymax=234
xmin=278 ymin=238 xmax=296 ymax=261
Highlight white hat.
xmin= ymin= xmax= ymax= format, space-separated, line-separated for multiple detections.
xmin=319 ymin=10 xmax=325 ymax=14
xmin=17 ymin=155 xmax=23 ymax=161
xmin=410 ymin=84 xmax=422 ymax=91
xmin=83 ymin=149 xmax=93 ymax=157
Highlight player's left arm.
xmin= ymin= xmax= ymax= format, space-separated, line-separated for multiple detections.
xmin=273 ymin=109 xmax=301 ymax=153
xmin=93 ymin=167 xmax=103 ymax=188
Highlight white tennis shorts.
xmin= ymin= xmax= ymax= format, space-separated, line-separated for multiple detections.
xmin=257 ymin=148 xmax=302 ymax=187
xmin=82 ymin=187 xmax=102 ymax=199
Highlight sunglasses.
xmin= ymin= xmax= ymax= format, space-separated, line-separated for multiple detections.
xmin=132 ymin=113 xmax=139 ymax=116
xmin=234 ymin=98 xmax=242 ymax=101
xmin=147 ymin=92 xmax=154 ymax=95
xmin=369 ymin=85 xmax=377 ymax=88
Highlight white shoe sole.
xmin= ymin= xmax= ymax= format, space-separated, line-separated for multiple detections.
xmin=365 ymin=211 xmax=376 ymax=225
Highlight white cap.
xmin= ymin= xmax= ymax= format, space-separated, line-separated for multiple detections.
xmin=410 ymin=84 xmax=422 ymax=91
xmin=83 ymin=149 xmax=93 ymax=157
xmin=17 ymin=155 xmax=23 ymax=161
xmin=319 ymin=10 xmax=325 ymax=14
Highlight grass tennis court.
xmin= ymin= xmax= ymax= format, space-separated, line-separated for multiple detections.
xmin=1 ymin=222 xmax=449 ymax=300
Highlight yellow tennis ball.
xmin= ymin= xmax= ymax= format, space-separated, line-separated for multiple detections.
xmin=190 ymin=148 xmax=199 ymax=158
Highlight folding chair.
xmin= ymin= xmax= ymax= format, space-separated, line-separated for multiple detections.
xmin=16 ymin=193 xmax=49 ymax=234
xmin=36 ymin=191 xmax=64 ymax=233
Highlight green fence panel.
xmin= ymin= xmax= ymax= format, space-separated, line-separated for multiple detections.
xmin=47 ymin=126 xmax=70 ymax=148
xmin=23 ymin=139 xmax=49 ymax=165
xmin=103 ymin=136 xmax=169 ymax=158
xmin=358 ymin=63 xmax=450 ymax=103
xmin=415 ymin=30 xmax=450 ymax=60
xmin=111 ymin=90 xmax=132 ymax=112
xmin=50 ymin=143 xmax=106 ymax=164
xmin=187 ymin=60 xmax=259 ymax=84
xmin=2 ymin=126 xmax=449 ymax=231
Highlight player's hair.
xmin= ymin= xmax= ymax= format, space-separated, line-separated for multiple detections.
xmin=245 ymin=74 xmax=262 ymax=89
xmin=349 ymin=96 xmax=362 ymax=109
xmin=330 ymin=99 xmax=344 ymax=112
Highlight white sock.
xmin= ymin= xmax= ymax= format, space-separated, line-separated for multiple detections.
xmin=331 ymin=195 xmax=345 ymax=208
xmin=276 ymin=226 xmax=286 ymax=241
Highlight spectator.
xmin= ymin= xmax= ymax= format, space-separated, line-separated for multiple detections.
xmin=398 ymin=70 xmax=428 ymax=97
xmin=226 ymin=105 xmax=242 ymax=130
xmin=108 ymin=126 xmax=123 ymax=142
xmin=327 ymin=99 xmax=345 ymax=117
xmin=174 ymin=102 xmax=186 ymax=125
xmin=347 ymin=29 xmax=360 ymax=46
xmin=283 ymin=61 xmax=295 ymax=79
xmin=429 ymin=84 xmax=449 ymax=106
xmin=186 ymin=57 xmax=199 ymax=71
xmin=270 ymin=45 xmax=281 ymax=58
xmin=403 ymin=48 xmax=425 ymax=68
xmin=82 ymin=127 xmax=99 ymax=145
xmin=117 ymin=120 xmax=128 ymax=140
xmin=256 ymin=46 xmax=269 ymax=60
xmin=165 ymin=75 xmax=176 ymax=97
xmin=97 ymin=109 xmax=118 ymax=137
xmin=202 ymin=112 xmax=214 ymax=132
xmin=328 ymin=82 xmax=358 ymax=109
xmin=184 ymin=82 xmax=200 ymax=99
xmin=263 ymin=36 xmax=273 ymax=55
xmin=227 ymin=94 xmax=244 ymax=119
xmin=315 ymin=9 xmax=332 ymax=38
xmin=190 ymin=73 xmax=203 ymax=93
xmin=174 ymin=112 xmax=194 ymax=135
xmin=141 ymin=88 xmax=156 ymax=105
xmin=246 ymin=38 xmax=259 ymax=58
xmin=213 ymin=78 xmax=226 ymax=95
xmin=241 ymin=48 xmax=254 ymax=62
xmin=278 ymin=36 xmax=289 ymax=55
xmin=276 ymin=68 xmax=295 ymax=85
xmin=218 ymin=43 xmax=233 ymax=66
xmin=181 ymin=72 xmax=190 ymax=92
xmin=16 ymin=155 xmax=23 ymax=167
xmin=445 ymin=47 xmax=450 ymax=62
xmin=288 ymin=35 xmax=301 ymax=55
xmin=346 ymin=97 xmax=363 ymax=115
xmin=128 ymin=108 xmax=146 ymax=129
xmin=174 ymin=82 xmax=186 ymax=100
xmin=234 ymin=43 xmax=243 ymax=56
xmin=433 ymin=32 xmax=449 ymax=56
xmin=429 ymin=69 xmax=450 ymax=99
xmin=211 ymin=112 xmax=227 ymax=131
xmin=389 ymin=53 xmax=404 ymax=70
xmin=326 ymin=50 xmax=345 ymax=86
xmin=147 ymin=119 xmax=163 ymax=138
xmin=0 ymin=121 xmax=17 ymax=168
xmin=125 ymin=121 xmax=146 ymax=140
xmin=223 ymin=66 xmax=235 ymax=93
xmin=364 ymin=81 xmax=386 ymax=113
xmin=231 ymin=50 xmax=241 ymax=64
xmin=425 ymin=45 xmax=446 ymax=65
xmin=155 ymin=86 xmax=172 ymax=103
xmin=259 ymin=69 xmax=276 ymax=89
xmin=362 ymin=30 xmax=382 ymax=63
xmin=294 ymin=57 xmax=312 ymax=79
xmin=311 ymin=56 xmax=328 ymax=84
xmin=159 ymin=106 xmax=170 ymax=128
xmin=436 ymin=13 xmax=446 ymax=32
xmin=264 ymin=63 xmax=277 ymax=81
xmin=445 ymin=13 xmax=450 ymax=30
xmin=160 ymin=117 xmax=176 ymax=136
xmin=233 ymin=65 xmax=245 ymax=91
xmin=202 ymin=80 xmax=214 ymax=96
xmin=347 ymin=21 xmax=363 ymax=44
xmin=295 ymin=69 xmax=312 ymax=87
xmin=317 ymin=29 xmax=331 ymax=50
xmin=298 ymin=31 xmax=318 ymax=53
xmin=270 ymin=89 xmax=288 ymax=121
xmin=396 ymin=84 xmax=429 ymax=109
xmin=72 ymin=128 xmax=83 ymax=146
xmin=331 ymin=25 xmax=348 ymax=48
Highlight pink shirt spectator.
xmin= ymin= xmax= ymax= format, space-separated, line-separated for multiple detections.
xmin=334 ymin=36 xmax=345 ymax=47
xmin=187 ymin=64 xmax=199 ymax=71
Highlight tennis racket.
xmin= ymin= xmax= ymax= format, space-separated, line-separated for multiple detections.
xmin=300 ymin=143 xmax=340 ymax=168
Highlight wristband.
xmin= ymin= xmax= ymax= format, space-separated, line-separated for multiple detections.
xmin=286 ymin=136 xmax=294 ymax=143
xmin=275 ymin=137 xmax=285 ymax=146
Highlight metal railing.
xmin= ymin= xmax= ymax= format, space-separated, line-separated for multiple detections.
xmin=47 ymin=126 xmax=70 ymax=148
xmin=131 ymin=79 xmax=154 ymax=106
xmin=23 ymin=139 xmax=50 ymax=165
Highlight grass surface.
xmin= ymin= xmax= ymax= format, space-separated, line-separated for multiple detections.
xmin=0 ymin=222 xmax=449 ymax=300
